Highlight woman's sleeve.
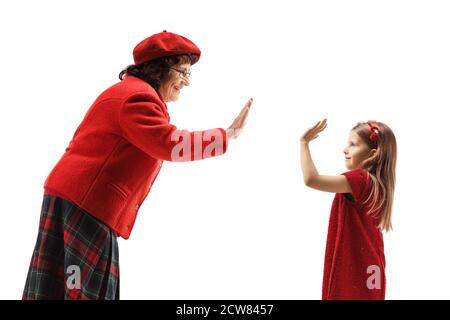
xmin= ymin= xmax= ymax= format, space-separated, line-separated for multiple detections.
xmin=119 ymin=91 xmax=228 ymax=161
xmin=341 ymin=169 xmax=370 ymax=204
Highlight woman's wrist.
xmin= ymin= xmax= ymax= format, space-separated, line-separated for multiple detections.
xmin=226 ymin=128 xmax=234 ymax=140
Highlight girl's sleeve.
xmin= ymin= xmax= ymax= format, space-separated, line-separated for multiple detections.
xmin=341 ymin=169 xmax=370 ymax=204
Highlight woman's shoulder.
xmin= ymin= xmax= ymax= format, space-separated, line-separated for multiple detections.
xmin=97 ymin=75 xmax=162 ymax=105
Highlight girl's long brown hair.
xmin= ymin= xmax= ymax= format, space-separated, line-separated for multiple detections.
xmin=353 ymin=121 xmax=397 ymax=232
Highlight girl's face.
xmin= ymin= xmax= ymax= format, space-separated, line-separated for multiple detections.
xmin=343 ymin=130 xmax=376 ymax=170
xmin=158 ymin=62 xmax=191 ymax=102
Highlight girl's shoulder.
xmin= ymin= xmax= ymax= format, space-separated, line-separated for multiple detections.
xmin=341 ymin=168 xmax=369 ymax=178
xmin=340 ymin=169 xmax=371 ymax=204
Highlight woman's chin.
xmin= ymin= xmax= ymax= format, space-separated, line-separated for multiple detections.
xmin=169 ymin=93 xmax=180 ymax=102
xmin=164 ymin=96 xmax=179 ymax=103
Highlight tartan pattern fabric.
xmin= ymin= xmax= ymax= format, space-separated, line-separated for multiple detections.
xmin=23 ymin=195 xmax=120 ymax=300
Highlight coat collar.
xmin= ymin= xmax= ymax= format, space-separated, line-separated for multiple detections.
xmin=125 ymin=75 xmax=170 ymax=120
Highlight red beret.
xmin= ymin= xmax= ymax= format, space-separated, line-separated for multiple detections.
xmin=133 ymin=31 xmax=201 ymax=65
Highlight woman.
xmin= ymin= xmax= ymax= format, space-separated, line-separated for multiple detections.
xmin=23 ymin=31 xmax=252 ymax=300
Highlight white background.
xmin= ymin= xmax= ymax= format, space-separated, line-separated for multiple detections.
xmin=1 ymin=0 xmax=449 ymax=299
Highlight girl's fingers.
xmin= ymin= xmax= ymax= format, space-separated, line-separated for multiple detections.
xmin=318 ymin=123 xmax=327 ymax=132
xmin=301 ymin=119 xmax=327 ymax=142
xmin=306 ymin=122 xmax=320 ymax=134
xmin=317 ymin=120 xmax=327 ymax=131
xmin=308 ymin=123 xmax=326 ymax=136
xmin=310 ymin=125 xmax=323 ymax=135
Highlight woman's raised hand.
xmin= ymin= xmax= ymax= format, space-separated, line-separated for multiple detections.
xmin=227 ymin=98 xmax=253 ymax=140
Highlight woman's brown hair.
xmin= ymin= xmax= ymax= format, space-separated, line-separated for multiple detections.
xmin=119 ymin=54 xmax=198 ymax=89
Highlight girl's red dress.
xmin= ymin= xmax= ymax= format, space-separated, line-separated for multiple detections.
xmin=322 ymin=169 xmax=386 ymax=300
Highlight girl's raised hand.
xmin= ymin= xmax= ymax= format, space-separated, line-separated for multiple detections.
xmin=300 ymin=119 xmax=328 ymax=143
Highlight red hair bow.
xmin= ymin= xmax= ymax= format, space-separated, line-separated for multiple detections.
xmin=368 ymin=123 xmax=380 ymax=142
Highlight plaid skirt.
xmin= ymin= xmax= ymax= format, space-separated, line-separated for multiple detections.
xmin=23 ymin=194 xmax=120 ymax=300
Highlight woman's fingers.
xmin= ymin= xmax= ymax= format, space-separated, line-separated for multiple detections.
xmin=237 ymin=98 xmax=253 ymax=117
xmin=227 ymin=98 xmax=253 ymax=139
xmin=239 ymin=99 xmax=252 ymax=121
xmin=245 ymin=97 xmax=253 ymax=109
xmin=239 ymin=107 xmax=251 ymax=127
xmin=235 ymin=98 xmax=253 ymax=128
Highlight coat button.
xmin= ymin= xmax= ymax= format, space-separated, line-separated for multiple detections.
xmin=135 ymin=203 xmax=139 ymax=211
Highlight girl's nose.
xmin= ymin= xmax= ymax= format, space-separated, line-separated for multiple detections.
xmin=183 ymin=77 xmax=190 ymax=86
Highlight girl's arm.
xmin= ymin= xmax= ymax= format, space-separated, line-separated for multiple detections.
xmin=300 ymin=119 xmax=352 ymax=194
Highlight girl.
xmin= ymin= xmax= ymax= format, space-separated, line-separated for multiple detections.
xmin=300 ymin=119 xmax=397 ymax=300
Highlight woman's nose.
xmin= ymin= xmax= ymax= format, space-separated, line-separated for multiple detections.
xmin=183 ymin=77 xmax=190 ymax=86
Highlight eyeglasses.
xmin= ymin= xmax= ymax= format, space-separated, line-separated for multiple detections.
xmin=170 ymin=67 xmax=191 ymax=79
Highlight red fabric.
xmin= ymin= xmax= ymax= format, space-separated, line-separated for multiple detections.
xmin=322 ymin=169 xmax=386 ymax=300
xmin=44 ymin=75 xmax=227 ymax=239
xmin=133 ymin=31 xmax=201 ymax=65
